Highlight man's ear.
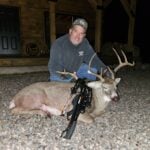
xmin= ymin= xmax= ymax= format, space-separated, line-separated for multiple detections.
xmin=69 ymin=28 xmax=72 ymax=34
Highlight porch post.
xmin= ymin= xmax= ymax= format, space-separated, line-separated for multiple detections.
xmin=48 ymin=0 xmax=57 ymax=45
xmin=95 ymin=0 xmax=103 ymax=53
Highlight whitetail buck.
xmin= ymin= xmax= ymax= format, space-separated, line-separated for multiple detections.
xmin=9 ymin=48 xmax=135 ymax=123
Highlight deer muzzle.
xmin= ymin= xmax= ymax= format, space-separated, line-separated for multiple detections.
xmin=111 ymin=92 xmax=120 ymax=102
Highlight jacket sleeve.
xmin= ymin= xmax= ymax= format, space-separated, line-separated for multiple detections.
xmin=48 ymin=42 xmax=64 ymax=75
xmin=83 ymin=40 xmax=110 ymax=76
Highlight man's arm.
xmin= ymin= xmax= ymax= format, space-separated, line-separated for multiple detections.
xmin=48 ymin=42 xmax=64 ymax=75
xmin=84 ymin=41 xmax=106 ymax=69
xmin=84 ymin=40 xmax=111 ymax=77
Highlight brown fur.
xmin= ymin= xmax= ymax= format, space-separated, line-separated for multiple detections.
xmin=9 ymin=79 xmax=120 ymax=123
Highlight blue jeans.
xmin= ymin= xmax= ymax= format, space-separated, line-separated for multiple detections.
xmin=49 ymin=63 xmax=97 ymax=82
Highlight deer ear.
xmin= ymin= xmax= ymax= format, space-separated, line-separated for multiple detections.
xmin=87 ymin=81 xmax=101 ymax=89
xmin=115 ymin=78 xmax=121 ymax=84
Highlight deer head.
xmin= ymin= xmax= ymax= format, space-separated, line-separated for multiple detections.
xmin=87 ymin=48 xmax=135 ymax=103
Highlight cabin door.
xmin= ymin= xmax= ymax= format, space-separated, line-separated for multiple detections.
xmin=0 ymin=6 xmax=20 ymax=55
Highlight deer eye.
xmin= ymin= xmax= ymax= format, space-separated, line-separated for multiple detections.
xmin=103 ymin=85 xmax=108 ymax=91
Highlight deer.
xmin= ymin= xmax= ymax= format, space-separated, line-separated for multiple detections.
xmin=9 ymin=48 xmax=135 ymax=123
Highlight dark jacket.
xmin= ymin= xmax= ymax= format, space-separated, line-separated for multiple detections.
xmin=48 ymin=34 xmax=107 ymax=75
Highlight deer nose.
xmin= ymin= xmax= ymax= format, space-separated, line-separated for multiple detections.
xmin=111 ymin=91 xmax=120 ymax=102
xmin=112 ymin=96 xmax=118 ymax=102
xmin=111 ymin=95 xmax=120 ymax=102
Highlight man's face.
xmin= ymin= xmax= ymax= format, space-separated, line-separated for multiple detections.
xmin=69 ymin=25 xmax=86 ymax=46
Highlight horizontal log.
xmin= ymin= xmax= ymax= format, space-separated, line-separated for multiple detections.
xmin=0 ymin=57 xmax=49 ymax=67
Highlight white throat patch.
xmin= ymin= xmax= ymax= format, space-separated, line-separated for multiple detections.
xmin=103 ymin=95 xmax=111 ymax=102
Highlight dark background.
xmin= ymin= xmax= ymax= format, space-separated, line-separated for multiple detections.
xmin=135 ymin=0 xmax=150 ymax=63
xmin=103 ymin=0 xmax=150 ymax=63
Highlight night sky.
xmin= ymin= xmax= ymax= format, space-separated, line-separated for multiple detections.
xmin=103 ymin=0 xmax=150 ymax=63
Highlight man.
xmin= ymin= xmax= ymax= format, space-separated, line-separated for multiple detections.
xmin=48 ymin=18 xmax=109 ymax=82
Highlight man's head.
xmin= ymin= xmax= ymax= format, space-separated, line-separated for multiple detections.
xmin=72 ymin=18 xmax=88 ymax=31
xmin=69 ymin=18 xmax=88 ymax=46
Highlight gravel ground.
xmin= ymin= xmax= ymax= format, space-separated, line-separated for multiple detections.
xmin=0 ymin=66 xmax=150 ymax=150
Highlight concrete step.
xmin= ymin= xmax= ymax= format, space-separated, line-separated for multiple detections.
xmin=0 ymin=65 xmax=48 ymax=75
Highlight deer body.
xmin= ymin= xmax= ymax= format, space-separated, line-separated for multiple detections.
xmin=9 ymin=82 xmax=75 ymax=116
xmin=9 ymin=48 xmax=134 ymax=123
xmin=9 ymin=78 xmax=120 ymax=123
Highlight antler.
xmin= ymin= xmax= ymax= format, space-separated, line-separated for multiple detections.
xmin=56 ymin=70 xmax=78 ymax=80
xmin=112 ymin=48 xmax=135 ymax=73
xmin=88 ymin=53 xmax=105 ymax=82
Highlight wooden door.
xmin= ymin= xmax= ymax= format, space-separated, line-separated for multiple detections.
xmin=0 ymin=6 xmax=20 ymax=55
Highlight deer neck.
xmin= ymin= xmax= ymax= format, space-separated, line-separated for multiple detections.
xmin=92 ymin=88 xmax=110 ymax=110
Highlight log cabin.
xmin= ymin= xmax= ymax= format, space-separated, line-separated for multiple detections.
xmin=0 ymin=0 xmax=139 ymax=67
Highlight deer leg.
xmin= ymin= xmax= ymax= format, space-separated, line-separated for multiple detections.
xmin=10 ymin=104 xmax=61 ymax=117
xmin=90 ymin=110 xmax=105 ymax=118
xmin=11 ymin=107 xmax=47 ymax=117
xmin=78 ymin=112 xmax=94 ymax=124
xmin=39 ymin=104 xmax=62 ymax=116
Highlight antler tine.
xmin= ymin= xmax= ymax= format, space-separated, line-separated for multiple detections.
xmin=112 ymin=47 xmax=135 ymax=73
xmin=56 ymin=70 xmax=78 ymax=80
xmin=88 ymin=53 xmax=104 ymax=81
xmin=107 ymin=66 xmax=115 ymax=79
